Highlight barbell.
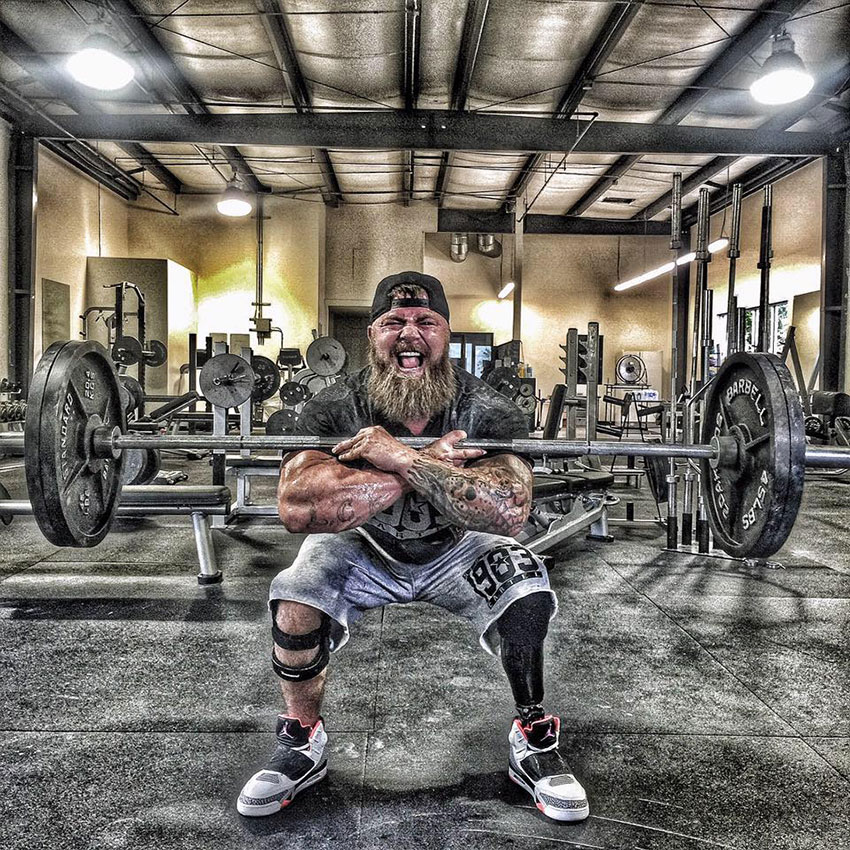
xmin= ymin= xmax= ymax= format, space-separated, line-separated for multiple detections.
xmin=22 ymin=340 xmax=850 ymax=555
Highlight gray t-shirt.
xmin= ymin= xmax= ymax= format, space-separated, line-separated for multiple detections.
xmin=294 ymin=365 xmax=529 ymax=563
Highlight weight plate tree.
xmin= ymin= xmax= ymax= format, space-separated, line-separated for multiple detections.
xmin=21 ymin=342 xmax=850 ymax=553
xmin=25 ymin=340 xmax=125 ymax=547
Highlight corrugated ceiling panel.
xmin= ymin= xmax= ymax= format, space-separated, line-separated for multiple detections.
xmin=584 ymin=5 xmax=757 ymax=123
xmin=134 ymin=0 xmax=284 ymax=106
xmin=468 ymin=0 xmax=615 ymax=115
xmin=286 ymin=0 xmax=403 ymax=110
xmin=419 ymin=0 xmax=468 ymax=108
xmin=329 ymin=149 xmax=404 ymax=202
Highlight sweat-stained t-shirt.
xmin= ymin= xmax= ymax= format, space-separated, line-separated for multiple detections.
xmin=293 ymin=364 xmax=529 ymax=564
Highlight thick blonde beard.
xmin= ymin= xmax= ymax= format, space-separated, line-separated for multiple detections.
xmin=368 ymin=342 xmax=457 ymax=424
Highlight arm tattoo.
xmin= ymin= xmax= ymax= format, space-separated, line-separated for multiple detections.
xmin=406 ymin=455 xmax=531 ymax=536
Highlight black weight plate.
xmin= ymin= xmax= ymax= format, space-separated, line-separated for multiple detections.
xmin=112 ymin=335 xmax=143 ymax=366
xmin=0 ymin=480 xmax=12 ymax=525
xmin=487 ymin=366 xmax=522 ymax=398
xmin=266 ymin=409 xmax=299 ymax=435
xmin=119 ymin=375 xmax=144 ymax=414
xmin=700 ymin=352 xmax=805 ymax=559
xmin=515 ymin=394 xmax=537 ymax=415
xmin=136 ymin=448 xmax=161 ymax=485
xmin=643 ymin=452 xmax=668 ymax=504
xmin=25 ymin=340 xmax=125 ymax=547
xmin=279 ymin=381 xmax=309 ymax=406
xmin=199 ymin=353 xmax=255 ymax=408
xmin=518 ymin=383 xmax=534 ymax=397
xmin=144 ymin=339 xmax=168 ymax=368
xmin=306 ymin=337 xmax=347 ymax=376
xmin=251 ymin=355 xmax=282 ymax=402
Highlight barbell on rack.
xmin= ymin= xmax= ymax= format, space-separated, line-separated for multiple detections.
xmin=21 ymin=340 xmax=850 ymax=555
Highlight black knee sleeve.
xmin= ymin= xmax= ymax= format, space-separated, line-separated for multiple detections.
xmin=497 ymin=592 xmax=552 ymax=709
xmin=270 ymin=604 xmax=330 ymax=682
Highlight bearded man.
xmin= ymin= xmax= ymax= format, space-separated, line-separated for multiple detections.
xmin=237 ymin=271 xmax=589 ymax=822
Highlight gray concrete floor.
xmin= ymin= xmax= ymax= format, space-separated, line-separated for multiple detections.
xmin=0 ymin=455 xmax=848 ymax=850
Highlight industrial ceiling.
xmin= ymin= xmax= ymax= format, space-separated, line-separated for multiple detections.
xmin=0 ymin=0 xmax=848 ymax=223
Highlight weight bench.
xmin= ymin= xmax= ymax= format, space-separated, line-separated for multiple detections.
xmin=0 ymin=485 xmax=230 ymax=586
xmin=517 ymin=469 xmax=616 ymax=554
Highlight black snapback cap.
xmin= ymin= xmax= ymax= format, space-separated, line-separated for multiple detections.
xmin=370 ymin=271 xmax=450 ymax=323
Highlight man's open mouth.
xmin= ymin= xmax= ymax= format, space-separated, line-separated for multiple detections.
xmin=396 ymin=350 xmax=425 ymax=369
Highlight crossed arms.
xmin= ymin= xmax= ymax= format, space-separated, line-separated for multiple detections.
xmin=277 ymin=426 xmax=532 ymax=538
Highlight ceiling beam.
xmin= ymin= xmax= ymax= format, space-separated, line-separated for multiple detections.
xmin=0 ymin=20 xmax=182 ymax=194
xmin=108 ymin=0 xmax=267 ymax=195
xmin=437 ymin=0 xmax=490 ymax=204
xmin=403 ymin=0 xmax=422 ymax=112
xmin=565 ymin=0 xmax=809 ymax=217
xmin=506 ymin=1 xmax=642 ymax=204
xmin=24 ymin=110 xmax=831 ymax=156
xmin=257 ymin=0 xmax=340 ymax=205
xmin=634 ymin=61 xmax=850 ymax=220
xmin=450 ymin=0 xmax=489 ymax=111
xmin=438 ymin=209 xmax=670 ymax=235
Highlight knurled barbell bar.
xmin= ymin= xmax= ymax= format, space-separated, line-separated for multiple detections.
xmin=23 ymin=340 xmax=850 ymax=554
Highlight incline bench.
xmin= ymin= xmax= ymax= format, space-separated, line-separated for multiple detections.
xmin=0 ymin=485 xmax=230 ymax=585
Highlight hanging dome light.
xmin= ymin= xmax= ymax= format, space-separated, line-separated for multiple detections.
xmin=67 ymin=33 xmax=135 ymax=91
xmin=750 ymin=31 xmax=814 ymax=105
xmin=217 ymin=180 xmax=253 ymax=217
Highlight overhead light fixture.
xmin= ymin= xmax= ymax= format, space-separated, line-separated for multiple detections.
xmin=497 ymin=281 xmax=515 ymax=300
xmin=217 ymin=180 xmax=253 ymax=217
xmin=750 ymin=31 xmax=814 ymax=105
xmin=614 ymin=238 xmax=730 ymax=291
xmin=67 ymin=33 xmax=135 ymax=91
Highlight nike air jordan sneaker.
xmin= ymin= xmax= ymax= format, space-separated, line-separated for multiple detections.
xmin=507 ymin=714 xmax=589 ymax=822
xmin=237 ymin=716 xmax=328 ymax=816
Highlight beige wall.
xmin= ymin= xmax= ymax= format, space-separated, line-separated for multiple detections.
xmin=35 ymin=148 xmax=129 ymax=362
xmin=707 ymin=160 xmax=823 ymax=382
xmin=424 ymin=231 xmax=673 ymax=398
xmin=324 ymin=204 xmax=437 ymax=318
xmin=23 ymin=153 xmax=829 ymax=402
xmin=128 ymin=194 xmax=322 ymax=363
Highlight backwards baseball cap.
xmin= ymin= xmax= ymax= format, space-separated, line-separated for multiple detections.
xmin=370 ymin=271 xmax=450 ymax=323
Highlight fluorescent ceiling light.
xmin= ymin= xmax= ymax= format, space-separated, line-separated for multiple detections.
xmin=217 ymin=182 xmax=253 ymax=217
xmin=497 ymin=281 xmax=515 ymax=299
xmin=67 ymin=34 xmax=135 ymax=91
xmin=750 ymin=32 xmax=813 ymax=105
xmin=614 ymin=238 xmax=731 ymax=292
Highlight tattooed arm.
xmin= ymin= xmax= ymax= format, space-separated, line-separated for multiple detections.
xmin=400 ymin=450 xmax=532 ymax=537
xmin=330 ymin=427 xmax=532 ymax=537
xmin=277 ymin=450 xmax=409 ymax=534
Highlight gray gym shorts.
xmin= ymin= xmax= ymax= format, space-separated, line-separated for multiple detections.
xmin=268 ymin=529 xmax=558 ymax=656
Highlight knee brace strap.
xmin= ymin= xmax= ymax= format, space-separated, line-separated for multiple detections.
xmin=270 ymin=613 xmax=330 ymax=682
xmin=272 ymin=617 xmax=328 ymax=651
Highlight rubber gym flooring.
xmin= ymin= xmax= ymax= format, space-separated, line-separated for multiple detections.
xmin=0 ymin=456 xmax=848 ymax=850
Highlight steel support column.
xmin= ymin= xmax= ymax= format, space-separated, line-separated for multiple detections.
xmin=675 ymin=236 xmax=691 ymax=396
xmin=821 ymin=147 xmax=849 ymax=391
xmin=7 ymin=134 xmax=37 ymax=392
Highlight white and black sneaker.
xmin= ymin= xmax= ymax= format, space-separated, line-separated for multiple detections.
xmin=508 ymin=715 xmax=589 ymax=822
xmin=237 ymin=716 xmax=328 ymax=816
